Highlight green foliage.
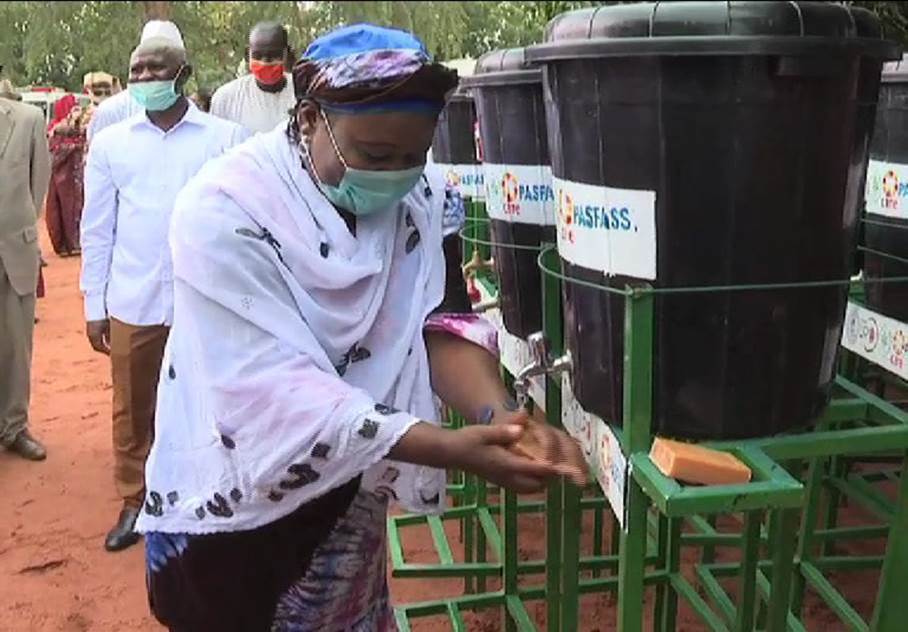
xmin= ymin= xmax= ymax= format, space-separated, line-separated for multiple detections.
xmin=2 ymin=1 xmax=906 ymax=95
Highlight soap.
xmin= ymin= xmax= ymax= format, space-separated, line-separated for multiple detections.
xmin=650 ymin=437 xmax=751 ymax=486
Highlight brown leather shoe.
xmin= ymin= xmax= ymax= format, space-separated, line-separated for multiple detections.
xmin=8 ymin=430 xmax=47 ymax=461
xmin=105 ymin=506 xmax=141 ymax=552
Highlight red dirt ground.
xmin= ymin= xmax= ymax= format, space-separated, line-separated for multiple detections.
xmin=0 ymin=240 xmax=888 ymax=631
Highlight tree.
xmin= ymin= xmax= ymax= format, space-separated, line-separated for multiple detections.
xmin=2 ymin=1 xmax=907 ymax=94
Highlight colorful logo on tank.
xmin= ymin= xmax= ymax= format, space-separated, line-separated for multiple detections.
xmin=558 ymin=188 xmax=575 ymax=244
xmin=867 ymin=165 xmax=908 ymax=213
xmin=445 ymin=168 xmax=461 ymax=189
xmin=488 ymin=171 xmax=555 ymax=217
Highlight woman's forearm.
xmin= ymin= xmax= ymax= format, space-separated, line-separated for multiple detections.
xmin=425 ymin=329 xmax=515 ymax=423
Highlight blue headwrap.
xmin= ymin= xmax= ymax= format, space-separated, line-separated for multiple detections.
xmin=292 ymin=23 xmax=457 ymax=115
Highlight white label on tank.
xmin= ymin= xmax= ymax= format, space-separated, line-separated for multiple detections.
xmin=433 ymin=162 xmax=485 ymax=201
xmin=842 ymin=301 xmax=908 ymax=380
xmin=483 ymin=163 xmax=556 ymax=226
xmin=865 ymin=159 xmax=908 ymax=219
xmin=562 ymin=374 xmax=627 ymax=528
xmin=553 ymin=177 xmax=657 ymax=280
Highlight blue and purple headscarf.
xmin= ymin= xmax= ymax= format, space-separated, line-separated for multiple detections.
xmin=292 ymin=23 xmax=458 ymax=115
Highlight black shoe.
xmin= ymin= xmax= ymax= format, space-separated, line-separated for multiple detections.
xmin=105 ymin=506 xmax=141 ymax=552
xmin=8 ymin=430 xmax=47 ymax=461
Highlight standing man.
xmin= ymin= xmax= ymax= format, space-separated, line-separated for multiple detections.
xmin=210 ymin=21 xmax=295 ymax=133
xmin=87 ymin=20 xmax=186 ymax=144
xmin=80 ymin=37 xmax=248 ymax=552
xmin=0 ymin=65 xmax=51 ymax=461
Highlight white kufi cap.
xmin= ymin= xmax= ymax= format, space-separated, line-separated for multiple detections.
xmin=140 ymin=20 xmax=185 ymax=49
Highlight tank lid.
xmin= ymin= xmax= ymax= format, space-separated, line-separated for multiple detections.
xmin=462 ymin=48 xmax=541 ymax=88
xmin=526 ymin=1 xmax=900 ymax=63
xmin=883 ymin=53 xmax=908 ymax=83
xmin=447 ymin=81 xmax=474 ymax=102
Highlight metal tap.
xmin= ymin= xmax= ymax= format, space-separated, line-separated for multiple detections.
xmin=461 ymin=249 xmax=494 ymax=281
xmin=472 ymin=296 xmax=500 ymax=313
xmin=514 ymin=332 xmax=572 ymax=407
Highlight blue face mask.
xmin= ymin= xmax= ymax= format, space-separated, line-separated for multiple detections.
xmin=128 ymin=67 xmax=184 ymax=112
xmin=304 ymin=109 xmax=424 ymax=216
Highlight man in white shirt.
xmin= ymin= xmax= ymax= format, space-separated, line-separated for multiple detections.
xmin=80 ymin=35 xmax=249 ymax=552
xmin=210 ymin=22 xmax=296 ymax=134
xmin=87 ymin=20 xmax=186 ymax=144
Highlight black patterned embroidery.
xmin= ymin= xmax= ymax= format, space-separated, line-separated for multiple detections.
xmin=320 ymin=242 xmax=329 ymax=258
xmin=422 ymin=174 xmax=433 ymax=199
xmin=358 ymin=418 xmax=380 ymax=439
xmin=166 ymin=491 xmax=179 ymax=506
xmin=335 ymin=342 xmax=372 ymax=376
xmin=145 ymin=491 xmax=164 ymax=517
xmin=268 ymin=490 xmax=285 ymax=502
xmin=168 ymin=365 xmax=176 ymax=380
xmin=381 ymin=467 xmax=400 ymax=484
xmin=195 ymin=506 xmax=206 ymax=520
xmin=279 ymin=463 xmax=320 ymax=490
xmin=221 ymin=434 xmax=236 ymax=449
xmin=375 ymin=485 xmax=399 ymax=501
xmin=311 ymin=442 xmax=331 ymax=459
xmin=235 ymin=226 xmax=288 ymax=269
xmin=420 ymin=490 xmax=441 ymax=506
xmin=406 ymin=229 xmax=421 ymax=254
xmin=206 ymin=493 xmax=234 ymax=518
xmin=405 ymin=212 xmax=415 ymax=228
xmin=374 ymin=403 xmax=398 ymax=415
xmin=229 ymin=488 xmax=242 ymax=503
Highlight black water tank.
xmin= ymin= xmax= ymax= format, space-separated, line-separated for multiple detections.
xmin=464 ymin=49 xmax=557 ymax=338
xmin=431 ymin=87 xmax=484 ymax=201
xmin=863 ymin=54 xmax=908 ymax=321
xmin=527 ymin=1 xmax=899 ymax=439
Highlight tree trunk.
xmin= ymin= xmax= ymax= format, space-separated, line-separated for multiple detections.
xmin=141 ymin=1 xmax=171 ymax=22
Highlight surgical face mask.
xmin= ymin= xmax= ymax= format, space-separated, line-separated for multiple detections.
xmin=302 ymin=109 xmax=424 ymax=216
xmin=128 ymin=66 xmax=184 ymax=112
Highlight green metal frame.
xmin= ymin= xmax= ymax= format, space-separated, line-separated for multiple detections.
xmin=391 ymin=211 xmax=908 ymax=630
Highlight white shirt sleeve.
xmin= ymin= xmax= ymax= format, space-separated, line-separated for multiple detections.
xmin=79 ymin=134 xmax=117 ymax=321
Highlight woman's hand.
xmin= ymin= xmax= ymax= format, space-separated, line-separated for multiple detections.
xmin=493 ymin=408 xmax=588 ymax=487
xmin=449 ymin=424 xmax=570 ymax=493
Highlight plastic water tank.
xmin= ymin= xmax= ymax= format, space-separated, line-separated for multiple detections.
xmin=527 ymin=1 xmax=899 ymax=439
xmin=463 ymin=48 xmax=557 ymax=338
xmin=864 ymin=54 xmax=908 ymax=321
xmin=431 ymin=87 xmax=484 ymax=201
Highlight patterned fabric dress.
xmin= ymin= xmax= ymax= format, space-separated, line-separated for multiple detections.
xmin=146 ymin=482 xmax=397 ymax=632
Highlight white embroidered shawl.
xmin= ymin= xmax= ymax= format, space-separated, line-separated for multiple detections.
xmin=137 ymin=127 xmax=450 ymax=534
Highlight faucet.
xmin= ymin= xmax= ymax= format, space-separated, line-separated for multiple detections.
xmin=472 ymin=296 xmax=500 ymax=313
xmin=515 ymin=332 xmax=572 ymax=407
xmin=461 ymin=249 xmax=494 ymax=281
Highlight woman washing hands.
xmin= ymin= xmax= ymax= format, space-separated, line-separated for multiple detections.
xmin=137 ymin=24 xmax=585 ymax=632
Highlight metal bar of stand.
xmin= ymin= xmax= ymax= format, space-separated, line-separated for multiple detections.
xmin=541 ymin=244 xmax=565 ymax=632
xmin=617 ymin=288 xmax=654 ymax=632
xmin=872 ymin=452 xmax=908 ymax=632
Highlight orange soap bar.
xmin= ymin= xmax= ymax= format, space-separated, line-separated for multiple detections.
xmin=650 ymin=437 xmax=752 ymax=486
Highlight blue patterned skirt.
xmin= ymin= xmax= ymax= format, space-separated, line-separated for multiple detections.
xmin=145 ymin=480 xmax=397 ymax=631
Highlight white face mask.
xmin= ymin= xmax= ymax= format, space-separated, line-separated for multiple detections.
xmin=301 ymin=109 xmax=424 ymax=215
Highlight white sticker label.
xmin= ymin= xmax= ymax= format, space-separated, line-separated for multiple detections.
xmin=554 ymin=177 xmax=657 ymax=280
xmin=842 ymin=301 xmax=908 ymax=379
xmin=562 ymin=374 xmax=627 ymax=528
xmin=865 ymin=159 xmax=908 ymax=219
xmin=483 ymin=163 xmax=556 ymax=226
xmin=477 ymin=282 xmax=546 ymax=409
xmin=434 ymin=162 xmax=485 ymax=201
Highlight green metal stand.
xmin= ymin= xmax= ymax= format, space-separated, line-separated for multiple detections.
xmin=392 ymin=219 xmax=908 ymax=630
